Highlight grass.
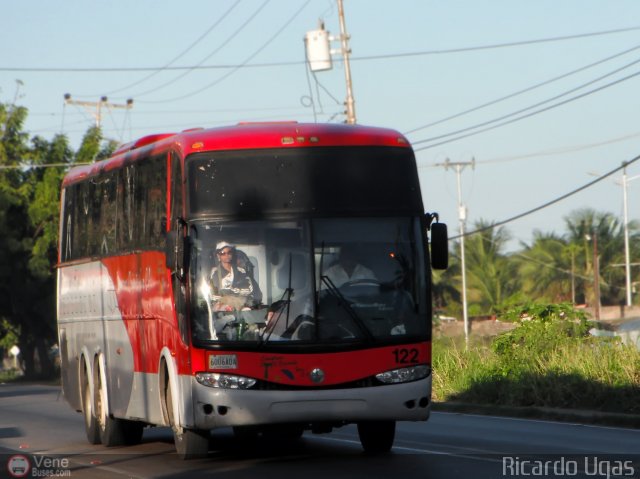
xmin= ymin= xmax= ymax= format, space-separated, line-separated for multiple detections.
xmin=0 ymin=368 xmax=22 ymax=383
xmin=432 ymin=323 xmax=640 ymax=416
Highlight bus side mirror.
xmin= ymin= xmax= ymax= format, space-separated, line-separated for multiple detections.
xmin=165 ymin=230 xmax=190 ymax=280
xmin=430 ymin=222 xmax=449 ymax=270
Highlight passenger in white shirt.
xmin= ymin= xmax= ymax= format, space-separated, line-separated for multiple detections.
xmin=323 ymin=245 xmax=376 ymax=287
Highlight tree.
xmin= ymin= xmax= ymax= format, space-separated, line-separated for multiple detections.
xmin=0 ymin=101 xmax=53 ymax=377
xmin=564 ymin=208 xmax=636 ymax=307
xmin=459 ymin=220 xmax=520 ymax=314
xmin=0 ymin=99 xmax=117 ymax=378
xmin=517 ymin=231 xmax=573 ymax=303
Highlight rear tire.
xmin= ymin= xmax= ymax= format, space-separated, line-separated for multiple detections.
xmin=357 ymin=420 xmax=396 ymax=454
xmin=95 ymin=363 xmax=124 ymax=446
xmin=81 ymin=366 xmax=101 ymax=445
xmin=95 ymin=361 xmax=144 ymax=446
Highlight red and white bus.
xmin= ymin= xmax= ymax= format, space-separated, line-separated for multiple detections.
xmin=56 ymin=122 xmax=448 ymax=458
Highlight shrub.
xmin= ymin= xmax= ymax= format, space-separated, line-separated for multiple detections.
xmin=433 ymin=301 xmax=640 ymax=414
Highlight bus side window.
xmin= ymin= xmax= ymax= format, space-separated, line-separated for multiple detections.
xmin=170 ymin=152 xmax=182 ymax=225
xmin=134 ymin=155 xmax=167 ymax=251
xmin=147 ymin=156 xmax=166 ymax=250
xmin=72 ymin=182 xmax=89 ymax=259
xmin=97 ymin=173 xmax=117 ymax=255
xmin=62 ymin=186 xmax=75 ymax=262
xmin=117 ymin=165 xmax=136 ymax=252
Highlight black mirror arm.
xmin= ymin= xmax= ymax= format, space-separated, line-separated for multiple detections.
xmin=425 ymin=212 xmax=440 ymax=230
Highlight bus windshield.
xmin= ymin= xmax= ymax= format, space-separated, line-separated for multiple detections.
xmin=189 ymin=217 xmax=428 ymax=345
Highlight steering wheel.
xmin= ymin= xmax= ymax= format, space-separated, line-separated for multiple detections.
xmin=336 ymin=279 xmax=383 ymax=304
xmin=340 ymin=278 xmax=382 ymax=288
xmin=339 ymin=278 xmax=382 ymax=292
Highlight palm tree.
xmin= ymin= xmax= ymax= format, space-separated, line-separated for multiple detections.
xmin=516 ymin=231 xmax=574 ymax=303
xmin=462 ymin=220 xmax=520 ymax=314
xmin=564 ymin=208 xmax=632 ymax=306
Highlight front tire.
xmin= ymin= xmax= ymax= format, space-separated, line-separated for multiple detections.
xmin=164 ymin=372 xmax=209 ymax=459
xmin=174 ymin=428 xmax=210 ymax=459
xmin=357 ymin=420 xmax=396 ymax=454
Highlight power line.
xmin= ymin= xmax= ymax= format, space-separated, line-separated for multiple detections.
xmin=418 ymin=130 xmax=640 ymax=168
xmin=404 ymin=43 xmax=640 ymax=135
xmin=101 ymin=0 xmax=243 ymax=96
xmin=468 ymin=131 xmax=640 ymax=166
xmin=140 ymin=0 xmax=311 ymax=104
xmin=28 ymin=105 xmax=308 ymax=117
xmin=352 ymin=25 xmax=640 ymax=62
xmin=413 ymin=67 xmax=640 ymax=151
xmin=4 ymin=25 xmax=639 ymax=73
xmin=449 ymin=153 xmax=640 ymax=240
xmin=412 ymin=54 xmax=640 ymax=146
xmin=130 ymin=0 xmax=270 ymax=98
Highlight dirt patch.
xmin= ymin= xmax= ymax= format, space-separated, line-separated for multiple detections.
xmin=435 ymin=318 xmax=516 ymax=338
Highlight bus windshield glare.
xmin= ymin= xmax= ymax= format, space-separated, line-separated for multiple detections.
xmin=189 ymin=217 xmax=428 ymax=345
xmin=187 ymin=146 xmax=423 ymax=218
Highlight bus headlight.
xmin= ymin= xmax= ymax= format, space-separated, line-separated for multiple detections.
xmin=196 ymin=373 xmax=257 ymax=389
xmin=375 ymin=365 xmax=430 ymax=384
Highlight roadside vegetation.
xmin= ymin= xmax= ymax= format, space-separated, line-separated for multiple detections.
xmin=0 ymin=95 xmax=118 ymax=379
xmin=432 ymin=302 xmax=640 ymax=415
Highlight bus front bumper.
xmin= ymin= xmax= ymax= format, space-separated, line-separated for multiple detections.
xmin=187 ymin=375 xmax=432 ymax=430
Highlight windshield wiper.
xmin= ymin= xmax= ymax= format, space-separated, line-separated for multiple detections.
xmin=319 ymin=275 xmax=374 ymax=343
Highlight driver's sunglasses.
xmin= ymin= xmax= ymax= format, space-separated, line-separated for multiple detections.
xmin=217 ymin=249 xmax=233 ymax=256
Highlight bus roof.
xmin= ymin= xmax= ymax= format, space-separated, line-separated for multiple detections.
xmin=61 ymin=122 xmax=411 ymax=187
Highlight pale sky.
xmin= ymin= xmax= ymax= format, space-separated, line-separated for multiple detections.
xmin=3 ymin=0 xmax=640 ymax=251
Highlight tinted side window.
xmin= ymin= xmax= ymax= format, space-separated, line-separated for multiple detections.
xmin=61 ymin=187 xmax=75 ymax=262
xmin=99 ymin=172 xmax=117 ymax=255
xmin=61 ymin=154 xmax=167 ymax=260
xmin=117 ymin=165 xmax=137 ymax=252
xmin=138 ymin=155 xmax=166 ymax=250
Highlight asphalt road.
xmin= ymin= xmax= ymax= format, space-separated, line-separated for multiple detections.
xmin=1 ymin=383 xmax=639 ymax=479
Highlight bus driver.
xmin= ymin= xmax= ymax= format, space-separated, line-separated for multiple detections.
xmin=324 ymin=244 xmax=377 ymax=287
xmin=209 ymin=241 xmax=262 ymax=312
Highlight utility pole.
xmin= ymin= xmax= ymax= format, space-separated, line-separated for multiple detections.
xmin=436 ymin=158 xmax=475 ymax=345
xmin=585 ymin=229 xmax=601 ymax=320
xmin=593 ymin=230 xmax=601 ymax=321
xmin=304 ymin=0 xmax=356 ymax=124
xmin=64 ymin=94 xmax=133 ymax=128
xmin=336 ymin=0 xmax=356 ymax=124
xmin=590 ymin=164 xmax=639 ymax=307
xmin=622 ymin=164 xmax=632 ymax=307
xmin=621 ymin=163 xmax=640 ymax=307
xmin=570 ymin=247 xmax=576 ymax=305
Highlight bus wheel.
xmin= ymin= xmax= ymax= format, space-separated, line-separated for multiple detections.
xmin=357 ymin=420 xmax=396 ymax=454
xmin=165 ymin=376 xmax=209 ymax=459
xmin=174 ymin=429 xmax=209 ymax=459
xmin=81 ymin=366 xmax=101 ymax=445
xmin=93 ymin=367 xmax=127 ymax=447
